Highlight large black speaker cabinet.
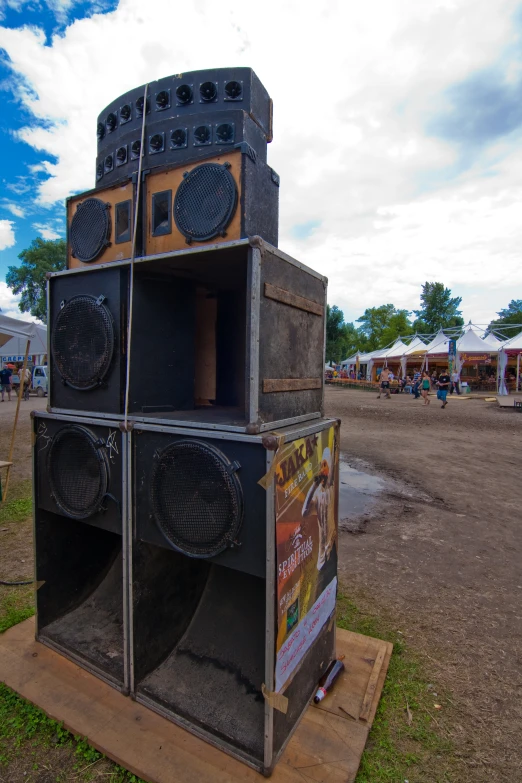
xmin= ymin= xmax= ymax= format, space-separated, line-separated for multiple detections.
xmin=131 ymin=418 xmax=339 ymax=773
xmin=95 ymin=67 xmax=272 ymax=189
xmin=49 ymin=265 xmax=195 ymax=416
xmin=33 ymin=412 xmax=128 ymax=691
xmin=96 ymin=109 xmax=269 ymax=189
xmin=144 ymin=147 xmax=279 ymax=253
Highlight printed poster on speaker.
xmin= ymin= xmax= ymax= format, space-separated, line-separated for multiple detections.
xmin=273 ymin=422 xmax=339 ymax=693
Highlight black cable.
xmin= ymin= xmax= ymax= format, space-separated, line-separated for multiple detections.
xmin=0 ymin=579 xmax=34 ymax=586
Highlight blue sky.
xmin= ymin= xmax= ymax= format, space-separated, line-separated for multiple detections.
xmin=0 ymin=0 xmax=521 ymax=327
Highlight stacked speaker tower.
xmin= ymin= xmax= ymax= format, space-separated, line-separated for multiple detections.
xmin=33 ymin=67 xmax=339 ymax=775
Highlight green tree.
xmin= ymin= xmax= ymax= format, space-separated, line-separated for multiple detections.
xmin=413 ymin=282 xmax=463 ymax=332
xmin=326 ymin=305 xmax=359 ymax=363
xmin=356 ymin=304 xmax=412 ymax=350
xmin=6 ymin=238 xmax=66 ymax=323
xmin=488 ymin=300 xmax=522 ymax=330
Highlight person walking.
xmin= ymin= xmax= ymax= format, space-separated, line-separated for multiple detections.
xmin=377 ymin=366 xmax=391 ymax=399
xmin=450 ymin=369 xmax=461 ymax=395
xmin=0 ymin=365 xmax=13 ymax=402
xmin=420 ymin=370 xmax=431 ymax=405
xmin=22 ymin=366 xmax=31 ymax=401
xmin=437 ymin=368 xmax=451 ymax=408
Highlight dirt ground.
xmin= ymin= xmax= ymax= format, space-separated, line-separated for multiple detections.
xmin=326 ymin=387 xmax=522 ymax=782
xmin=1 ymin=392 xmax=521 ymax=781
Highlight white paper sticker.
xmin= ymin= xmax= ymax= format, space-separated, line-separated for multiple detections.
xmin=275 ymin=576 xmax=337 ymax=693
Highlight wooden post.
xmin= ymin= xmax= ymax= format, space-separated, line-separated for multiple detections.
xmin=3 ymin=339 xmax=31 ymax=503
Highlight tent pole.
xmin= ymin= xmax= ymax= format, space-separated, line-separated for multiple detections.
xmin=3 ymin=339 xmax=31 ymax=503
xmin=517 ymin=353 xmax=520 ymax=393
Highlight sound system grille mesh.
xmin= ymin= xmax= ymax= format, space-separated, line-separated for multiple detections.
xmin=174 ymin=163 xmax=238 ymax=242
xmin=150 ymin=440 xmax=243 ymax=557
xmin=70 ymin=198 xmax=111 ymax=263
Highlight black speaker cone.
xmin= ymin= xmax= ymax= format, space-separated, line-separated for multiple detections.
xmin=150 ymin=440 xmax=243 ymax=557
xmin=106 ymin=113 xmax=117 ymax=133
xmin=224 ymin=80 xmax=242 ymax=100
xmin=69 ymin=198 xmax=111 ymax=263
xmin=131 ymin=140 xmax=141 ymax=159
xmin=170 ymin=128 xmax=187 ymax=148
xmin=174 ymin=162 xmax=238 ymax=242
xmin=116 ymin=146 xmax=127 ymax=165
xmin=47 ymin=425 xmax=109 ymax=520
xmin=216 ymin=123 xmax=234 ymax=143
xmin=104 ymin=154 xmax=113 ymax=173
xmin=200 ymin=81 xmax=217 ymax=102
xmin=136 ymin=95 xmax=149 ymax=116
xmin=156 ymin=90 xmax=170 ymax=110
xmin=96 ymin=163 xmax=103 ymax=181
xmin=194 ymin=125 xmax=211 ymax=145
xmin=51 ymin=294 xmax=115 ymax=391
xmin=120 ymin=103 xmax=132 ymax=123
xmin=176 ymin=84 xmax=193 ymax=104
xmin=149 ymin=133 xmax=164 ymax=153
xmin=97 ymin=122 xmax=105 ymax=142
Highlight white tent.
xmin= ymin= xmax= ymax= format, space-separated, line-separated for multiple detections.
xmin=497 ymin=330 xmax=522 ymax=396
xmin=402 ymin=336 xmax=427 ymax=356
xmin=0 ymin=318 xmax=47 ymax=365
xmin=423 ymin=329 xmax=450 ymax=356
xmin=482 ymin=332 xmax=502 ymax=347
xmin=457 ymin=325 xmax=500 ymax=354
xmin=502 ymin=330 xmax=522 ymax=353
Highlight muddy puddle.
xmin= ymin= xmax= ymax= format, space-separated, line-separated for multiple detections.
xmin=338 ymin=459 xmax=431 ymax=533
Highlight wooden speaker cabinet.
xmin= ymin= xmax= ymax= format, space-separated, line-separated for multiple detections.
xmin=144 ymin=148 xmax=279 ymax=254
xmin=130 ymin=418 xmax=339 ymax=774
xmin=66 ymin=178 xmax=137 ymax=269
xmin=33 ymin=411 xmax=129 ymax=692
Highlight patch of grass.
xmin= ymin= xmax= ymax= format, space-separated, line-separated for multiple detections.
xmin=337 ymin=593 xmax=455 ymax=782
xmin=0 ymin=479 xmax=33 ymax=524
xmin=0 ymin=585 xmax=34 ymax=633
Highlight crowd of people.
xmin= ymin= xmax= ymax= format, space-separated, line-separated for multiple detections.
xmin=377 ymin=367 xmax=459 ymax=408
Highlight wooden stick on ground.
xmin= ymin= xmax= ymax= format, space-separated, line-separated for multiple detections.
xmin=3 ymin=338 xmax=31 ymax=503
xmin=359 ymin=646 xmax=387 ymax=722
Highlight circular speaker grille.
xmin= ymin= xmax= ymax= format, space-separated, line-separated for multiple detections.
xmin=70 ymin=198 xmax=111 ymax=263
xmin=174 ymin=163 xmax=238 ymax=242
xmin=150 ymin=440 xmax=243 ymax=557
xmin=48 ymin=425 xmax=109 ymax=519
xmin=51 ymin=294 xmax=115 ymax=391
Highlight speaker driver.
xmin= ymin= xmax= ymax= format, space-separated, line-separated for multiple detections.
xmin=150 ymin=440 xmax=243 ymax=558
xmin=70 ymin=198 xmax=111 ymax=263
xmin=47 ymin=425 xmax=109 ymax=520
xmin=174 ymin=162 xmax=238 ymax=242
xmin=51 ymin=294 xmax=115 ymax=391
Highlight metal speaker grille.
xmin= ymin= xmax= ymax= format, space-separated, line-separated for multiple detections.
xmin=70 ymin=198 xmax=111 ymax=263
xmin=150 ymin=440 xmax=243 ymax=558
xmin=51 ymin=295 xmax=115 ymax=391
xmin=174 ymin=163 xmax=238 ymax=242
xmin=48 ymin=425 xmax=109 ymax=520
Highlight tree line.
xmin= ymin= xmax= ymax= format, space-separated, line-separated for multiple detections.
xmin=4 ymin=241 xmax=522 ymax=359
xmin=326 ymin=283 xmax=522 ymax=364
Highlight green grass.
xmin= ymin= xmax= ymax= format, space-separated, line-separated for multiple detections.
xmin=0 ymin=585 xmax=34 ymax=633
xmin=0 ymin=479 xmax=33 ymax=524
xmin=338 ymin=593 xmax=455 ymax=782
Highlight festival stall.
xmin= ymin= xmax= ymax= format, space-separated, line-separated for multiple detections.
xmin=498 ymin=330 xmax=522 ymax=394
xmin=456 ymin=325 xmax=500 ymax=391
xmin=400 ymin=335 xmax=428 ymax=377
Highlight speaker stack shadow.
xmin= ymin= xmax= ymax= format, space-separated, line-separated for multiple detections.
xmin=34 ymin=67 xmax=339 ymax=774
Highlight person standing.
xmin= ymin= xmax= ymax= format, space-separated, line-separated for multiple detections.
xmin=420 ymin=371 xmax=431 ymax=405
xmin=412 ymin=368 xmax=421 ymax=399
xmin=0 ymin=366 xmax=13 ymax=402
xmin=450 ymin=369 xmax=460 ymax=395
xmin=377 ymin=366 xmax=391 ymax=399
xmin=437 ymin=368 xmax=451 ymax=408
xmin=22 ymin=366 xmax=32 ymax=401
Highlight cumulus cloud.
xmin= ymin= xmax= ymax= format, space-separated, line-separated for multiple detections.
xmin=32 ymin=222 xmax=62 ymax=240
xmin=1 ymin=0 xmax=521 ymax=325
xmin=0 ymin=281 xmax=30 ymax=320
xmin=3 ymin=202 xmax=25 ymax=218
xmin=0 ymin=219 xmax=16 ymax=251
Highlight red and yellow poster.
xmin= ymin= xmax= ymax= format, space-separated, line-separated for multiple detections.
xmin=274 ymin=423 xmax=339 ymax=693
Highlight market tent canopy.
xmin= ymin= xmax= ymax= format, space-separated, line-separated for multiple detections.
xmin=423 ymin=329 xmax=449 ymax=356
xmin=341 ymin=348 xmax=386 ymax=366
xmin=402 ymin=336 xmax=427 ymax=356
xmin=0 ymin=314 xmax=39 ymax=349
xmin=482 ymin=332 xmax=503 ymax=347
xmin=457 ymin=325 xmax=499 ymax=354
xmin=379 ymin=339 xmax=410 ymax=359
xmin=502 ymin=329 xmax=522 ymax=354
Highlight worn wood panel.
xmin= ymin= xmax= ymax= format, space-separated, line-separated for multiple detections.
xmin=264 ymin=283 xmax=324 ymax=317
xmin=263 ymin=378 xmax=322 ymax=393
xmin=0 ymin=619 xmax=392 ymax=783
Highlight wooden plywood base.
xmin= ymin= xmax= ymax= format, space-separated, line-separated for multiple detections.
xmin=0 ymin=618 xmax=392 ymax=783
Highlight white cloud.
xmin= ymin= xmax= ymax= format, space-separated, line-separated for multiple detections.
xmin=2 ymin=202 xmax=25 ymax=218
xmin=32 ymin=222 xmax=62 ymax=240
xmin=0 ymin=281 xmax=32 ymax=320
xmin=0 ymin=219 xmax=16 ymax=251
xmin=0 ymin=0 xmax=521 ymax=325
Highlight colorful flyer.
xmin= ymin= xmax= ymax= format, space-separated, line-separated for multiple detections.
xmin=274 ymin=423 xmax=339 ymax=693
